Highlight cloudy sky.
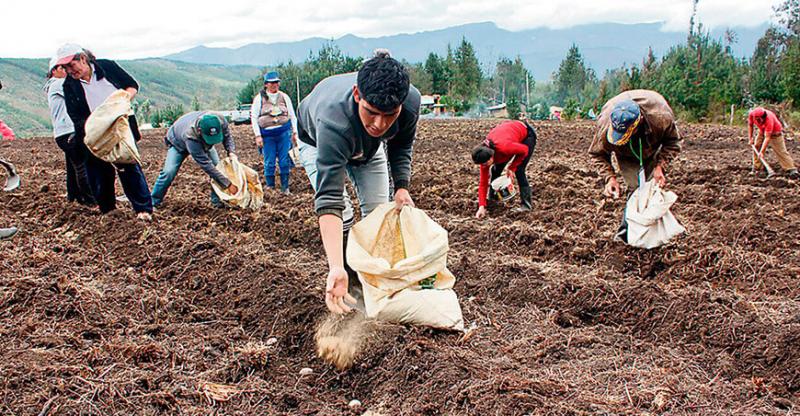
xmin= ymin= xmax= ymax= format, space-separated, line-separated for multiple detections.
xmin=4 ymin=0 xmax=781 ymax=59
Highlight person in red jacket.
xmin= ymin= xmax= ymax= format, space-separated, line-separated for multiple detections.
xmin=471 ymin=120 xmax=537 ymax=218
xmin=748 ymin=107 xmax=798 ymax=179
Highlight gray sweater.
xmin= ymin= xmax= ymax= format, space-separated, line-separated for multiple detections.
xmin=166 ymin=111 xmax=236 ymax=188
xmin=45 ymin=78 xmax=76 ymax=139
xmin=297 ymin=72 xmax=420 ymax=217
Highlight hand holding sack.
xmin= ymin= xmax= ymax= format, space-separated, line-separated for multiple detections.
xmin=211 ymin=156 xmax=264 ymax=210
xmin=615 ymin=179 xmax=685 ymax=249
xmin=346 ymin=203 xmax=464 ymax=331
xmin=84 ymin=90 xmax=141 ymax=164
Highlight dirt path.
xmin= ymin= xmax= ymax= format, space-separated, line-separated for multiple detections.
xmin=0 ymin=119 xmax=798 ymax=415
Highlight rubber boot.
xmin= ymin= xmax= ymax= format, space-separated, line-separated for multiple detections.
xmin=0 ymin=227 xmax=18 ymax=240
xmin=513 ymin=186 xmax=532 ymax=212
xmin=280 ymin=173 xmax=290 ymax=194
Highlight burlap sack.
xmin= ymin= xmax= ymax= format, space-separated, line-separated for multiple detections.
xmin=347 ymin=203 xmax=464 ymax=330
xmin=84 ymin=90 xmax=141 ymax=164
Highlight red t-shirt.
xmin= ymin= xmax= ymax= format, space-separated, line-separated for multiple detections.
xmin=478 ymin=121 xmax=530 ymax=207
xmin=749 ymin=109 xmax=782 ymax=135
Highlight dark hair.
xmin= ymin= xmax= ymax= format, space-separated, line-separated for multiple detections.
xmin=471 ymin=144 xmax=495 ymax=164
xmin=356 ymin=49 xmax=410 ymax=112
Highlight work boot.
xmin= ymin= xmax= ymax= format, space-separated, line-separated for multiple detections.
xmin=513 ymin=186 xmax=532 ymax=212
xmin=0 ymin=227 xmax=18 ymax=240
xmin=788 ymin=169 xmax=799 ymax=179
xmin=280 ymin=173 xmax=290 ymax=194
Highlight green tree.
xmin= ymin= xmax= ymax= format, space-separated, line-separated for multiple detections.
xmin=553 ymin=44 xmax=596 ymax=106
xmin=424 ymin=53 xmax=450 ymax=95
xmin=750 ymin=27 xmax=786 ymax=103
xmin=451 ymin=38 xmax=482 ymax=105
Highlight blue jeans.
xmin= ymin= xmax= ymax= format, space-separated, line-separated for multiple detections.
xmin=261 ymin=125 xmax=294 ymax=189
xmin=151 ymin=146 xmax=221 ymax=206
xmin=297 ymin=140 xmax=390 ymax=230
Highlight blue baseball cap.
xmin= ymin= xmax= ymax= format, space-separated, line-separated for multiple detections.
xmin=264 ymin=71 xmax=281 ymax=83
xmin=607 ymin=99 xmax=641 ymax=146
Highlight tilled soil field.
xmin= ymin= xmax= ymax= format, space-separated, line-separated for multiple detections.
xmin=1 ymin=119 xmax=799 ymax=415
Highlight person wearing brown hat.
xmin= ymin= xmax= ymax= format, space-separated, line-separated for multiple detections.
xmin=588 ymin=90 xmax=682 ymax=198
xmin=748 ymin=107 xmax=798 ymax=179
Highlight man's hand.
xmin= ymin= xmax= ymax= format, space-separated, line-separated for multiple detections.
xmin=748 ymin=135 xmax=754 ymax=146
xmin=506 ymin=169 xmax=514 ymax=181
xmin=228 ymin=152 xmax=237 ymax=160
xmin=652 ymin=165 xmax=667 ymax=187
xmin=226 ymin=183 xmax=239 ymax=195
xmin=325 ymin=266 xmax=356 ymax=314
xmin=603 ymin=177 xmax=621 ymax=199
xmin=255 ymin=136 xmax=263 ymax=149
xmin=292 ymin=132 xmax=298 ymax=146
xmin=475 ymin=206 xmax=487 ymax=219
xmin=124 ymin=87 xmax=137 ymax=101
xmin=394 ymin=188 xmax=415 ymax=210
xmin=2 ymin=135 xmax=15 ymax=142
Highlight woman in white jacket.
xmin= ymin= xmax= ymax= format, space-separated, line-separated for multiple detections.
xmin=44 ymin=58 xmax=95 ymax=205
xmin=251 ymin=71 xmax=298 ymax=194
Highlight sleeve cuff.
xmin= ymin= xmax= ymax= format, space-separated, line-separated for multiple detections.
xmin=393 ymin=179 xmax=409 ymax=190
xmin=316 ymin=208 xmax=343 ymax=218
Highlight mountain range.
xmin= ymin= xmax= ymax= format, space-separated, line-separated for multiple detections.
xmin=165 ymin=21 xmax=769 ymax=80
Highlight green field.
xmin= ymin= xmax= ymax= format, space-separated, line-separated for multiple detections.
xmin=0 ymin=58 xmax=260 ymax=137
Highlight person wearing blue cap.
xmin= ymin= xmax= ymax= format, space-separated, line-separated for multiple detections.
xmin=150 ymin=111 xmax=238 ymax=207
xmin=250 ymin=71 xmax=298 ymax=194
xmin=588 ymin=90 xmax=682 ymax=198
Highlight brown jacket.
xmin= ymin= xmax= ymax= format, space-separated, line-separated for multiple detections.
xmin=588 ymin=89 xmax=682 ymax=182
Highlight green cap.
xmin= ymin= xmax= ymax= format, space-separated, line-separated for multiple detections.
xmin=198 ymin=114 xmax=224 ymax=145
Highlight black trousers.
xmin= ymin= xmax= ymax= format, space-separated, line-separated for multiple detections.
xmin=490 ymin=125 xmax=537 ymax=188
xmin=55 ymin=134 xmax=95 ymax=204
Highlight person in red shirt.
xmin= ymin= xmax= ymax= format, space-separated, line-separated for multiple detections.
xmin=471 ymin=120 xmax=537 ymax=218
xmin=748 ymin=107 xmax=798 ymax=179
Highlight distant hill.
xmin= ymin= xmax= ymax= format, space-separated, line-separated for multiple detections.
xmin=166 ymin=21 xmax=768 ymax=80
xmin=0 ymin=58 xmax=260 ymax=137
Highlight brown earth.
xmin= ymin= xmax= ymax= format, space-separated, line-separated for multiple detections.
xmin=0 ymin=119 xmax=799 ymax=415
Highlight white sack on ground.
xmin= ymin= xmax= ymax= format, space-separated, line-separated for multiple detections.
xmin=616 ymin=179 xmax=685 ymax=249
xmin=211 ymin=156 xmax=264 ymax=210
xmin=84 ymin=90 xmax=141 ymax=164
xmin=347 ymin=203 xmax=464 ymax=330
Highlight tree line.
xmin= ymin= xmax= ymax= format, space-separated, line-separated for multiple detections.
xmin=229 ymin=0 xmax=799 ymax=125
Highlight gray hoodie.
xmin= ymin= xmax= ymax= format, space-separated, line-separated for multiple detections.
xmin=45 ymin=78 xmax=76 ymax=139
xmin=166 ymin=111 xmax=236 ymax=188
xmin=297 ymin=72 xmax=420 ymax=218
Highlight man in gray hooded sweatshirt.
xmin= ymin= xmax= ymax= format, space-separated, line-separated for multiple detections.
xmin=296 ymin=50 xmax=421 ymax=315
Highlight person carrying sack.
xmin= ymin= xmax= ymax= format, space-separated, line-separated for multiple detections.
xmin=588 ymin=90 xmax=682 ymax=199
xmin=748 ymin=107 xmax=798 ymax=179
xmin=150 ymin=112 xmax=238 ymax=207
xmin=471 ymin=119 xmax=537 ymax=218
xmin=57 ymin=44 xmax=154 ymax=221
xmin=251 ymin=71 xmax=298 ymax=194
xmin=296 ymin=50 xmax=421 ymax=315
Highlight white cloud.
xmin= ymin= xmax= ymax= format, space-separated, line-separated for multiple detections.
xmin=1 ymin=0 xmax=781 ymax=59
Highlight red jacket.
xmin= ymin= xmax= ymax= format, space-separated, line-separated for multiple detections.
xmin=0 ymin=119 xmax=15 ymax=141
xmin=478 ymin=121 xmax=530 ymax=207
xmin=748 ymin=108 xmax=782 ymax=135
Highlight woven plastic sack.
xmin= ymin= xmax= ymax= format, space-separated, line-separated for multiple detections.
xmin=84 ymin=90 xmax=141 ymax=164
xmin=211 ymin=156 xmax=264 ymax=210
xmin=615 ymin=179 xmax=685 ymax=249
xmin=347 ymin=203 xmax=464 ymax=330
